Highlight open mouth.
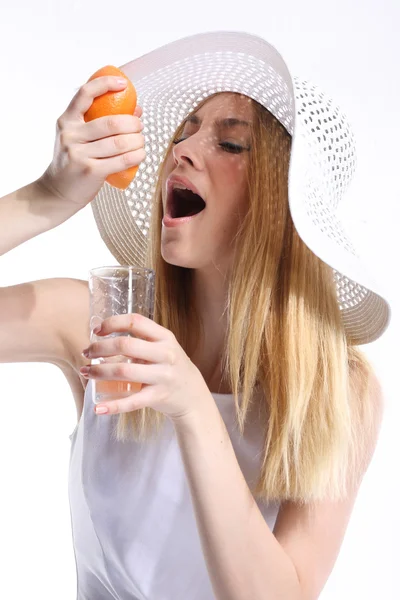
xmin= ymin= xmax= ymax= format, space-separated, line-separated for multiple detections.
xmin=168 ymin=188 xmax=206 ymax=219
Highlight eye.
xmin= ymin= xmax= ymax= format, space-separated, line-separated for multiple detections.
xmin=172 ymin=138 xmax=249 ymax=154
xmin=219 ymin=142 xmax=248 ymax=154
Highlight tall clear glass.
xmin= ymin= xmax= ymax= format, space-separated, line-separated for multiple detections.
xmin=89 ymin=266 xmax=155 ymax=404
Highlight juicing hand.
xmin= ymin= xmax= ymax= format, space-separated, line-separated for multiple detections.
xmin=80 ymin=313 xmax=213 ymax=423
xmin=37 ymin=76 xmax=145 ymax=208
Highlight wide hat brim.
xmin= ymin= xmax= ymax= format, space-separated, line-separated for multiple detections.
xmin=91 ymin=30 xmax=391 ymax=345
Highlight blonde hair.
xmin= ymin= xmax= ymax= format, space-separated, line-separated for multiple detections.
xmin=113 ymin=93 xmax=381 ymax=503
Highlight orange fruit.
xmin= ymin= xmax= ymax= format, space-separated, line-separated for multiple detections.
xmin=84 ymin=65 xmax=139 ymax=190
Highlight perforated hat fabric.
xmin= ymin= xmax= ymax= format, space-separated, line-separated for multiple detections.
xmin=91 ymin=30 xmax=391 ymax=345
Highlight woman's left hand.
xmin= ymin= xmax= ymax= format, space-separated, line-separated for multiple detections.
xmin=80 ymin=313 xmax=212 ymax=423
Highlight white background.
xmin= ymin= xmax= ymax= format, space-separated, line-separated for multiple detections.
xmin=0 ymin=1 xmax=399 ymax=598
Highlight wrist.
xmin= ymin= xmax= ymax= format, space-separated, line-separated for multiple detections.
xmin=170 ymin=390 xmax=219 ymax=433
xmin=30 ymin=174 xmax=82 ymax=227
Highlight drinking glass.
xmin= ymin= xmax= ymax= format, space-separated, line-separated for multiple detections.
xmin=89 ymin=265 xmax=155 ymax=404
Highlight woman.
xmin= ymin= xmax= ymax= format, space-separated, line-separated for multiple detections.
xmin=0 ymin=31 xmax=390 ymax=600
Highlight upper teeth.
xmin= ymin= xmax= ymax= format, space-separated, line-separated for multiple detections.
xmin=173 ymin=184 xmax=191 ymax=191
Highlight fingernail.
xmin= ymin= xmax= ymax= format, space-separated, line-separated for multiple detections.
xmin=96 ymin=406 xmax=108 ymax=415
xmin=116 ymin=78 xmax=127 ymax=86
xmin=93 ymin=325 xmax=102 ymax=334
xmin=82 ymin=348 xmax=90 ymax=357
xmin=80 ymin=366 xmax=90 ymax=375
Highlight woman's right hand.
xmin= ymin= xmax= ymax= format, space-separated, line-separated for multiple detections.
xmin=37 ymin=75 xmax=146 ymax=208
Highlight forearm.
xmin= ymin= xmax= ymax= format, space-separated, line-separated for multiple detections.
xmin=172 ymin=398 xmax=302 ymax=600
xmin=0 ymin=178 xmax=81 ymax=256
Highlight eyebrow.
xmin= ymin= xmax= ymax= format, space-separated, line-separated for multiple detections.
xmin=184 ymin=115 xmax=251 ymax=129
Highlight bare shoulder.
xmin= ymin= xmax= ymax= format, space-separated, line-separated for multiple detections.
xmin=0 ymin=275 xmax=90 ymax=370
xmin=55 ymin=277 xmax=91 ymax=372
xmin=0 ymin=276 xmax=91 ymax=419
xmin=272 ymin=370 xmax=384 ymax=599
xmin=55 ymin=278 xmax=91 ymax=420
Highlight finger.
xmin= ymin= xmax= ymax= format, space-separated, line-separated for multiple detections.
xmin=133 ymin=104 xmax=143 ymax=118
xmin=96 ymin=385 xmax=155 ymax=415
xmin=83 ymin=132 xmax=145 ymax=159
xmin=87 ymin=335 xmax=164 ymax=363
xmin=95 ymin=148 xmax=146 ymax=176
xmin=97 ymin=313 xmax=168 ymax=343
xmin=77 ymin=114 xmax=143 ymax=143
xmin=65 ymin=76 xmax=129 ymax=121
xmin=84 ymin=360 xmax=159 ymax=385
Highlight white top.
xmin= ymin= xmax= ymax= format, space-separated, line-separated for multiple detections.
xmin=68 ymin=379 xmax=280 ymax=599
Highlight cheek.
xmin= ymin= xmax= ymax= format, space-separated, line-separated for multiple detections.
xmin=212 ymin=197 xmax=246 ymax=240
xmin=210 ymin=171 xmax=248 ymax=227
xmin=218 ymin=158 xmax=248 ymax=195
xmin=219 ymin=174 xmax=249 ymax=219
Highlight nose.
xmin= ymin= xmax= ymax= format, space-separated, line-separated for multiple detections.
xmin=172 ymin=134 xmax=204 ymax=169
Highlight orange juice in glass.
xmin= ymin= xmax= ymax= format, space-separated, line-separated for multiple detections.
xmin=89 ymin=265 xmax=155 ymax=404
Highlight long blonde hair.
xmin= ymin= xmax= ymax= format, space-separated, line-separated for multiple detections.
xmin=113 ymin=93 xmax=380 ymax=503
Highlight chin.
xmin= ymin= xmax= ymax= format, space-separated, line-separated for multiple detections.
xmin=161 ymin=247 xmax=199 ymax=269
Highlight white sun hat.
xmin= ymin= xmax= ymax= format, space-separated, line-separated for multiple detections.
xmin=91 ymin=30 xmax=391 ymax=345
